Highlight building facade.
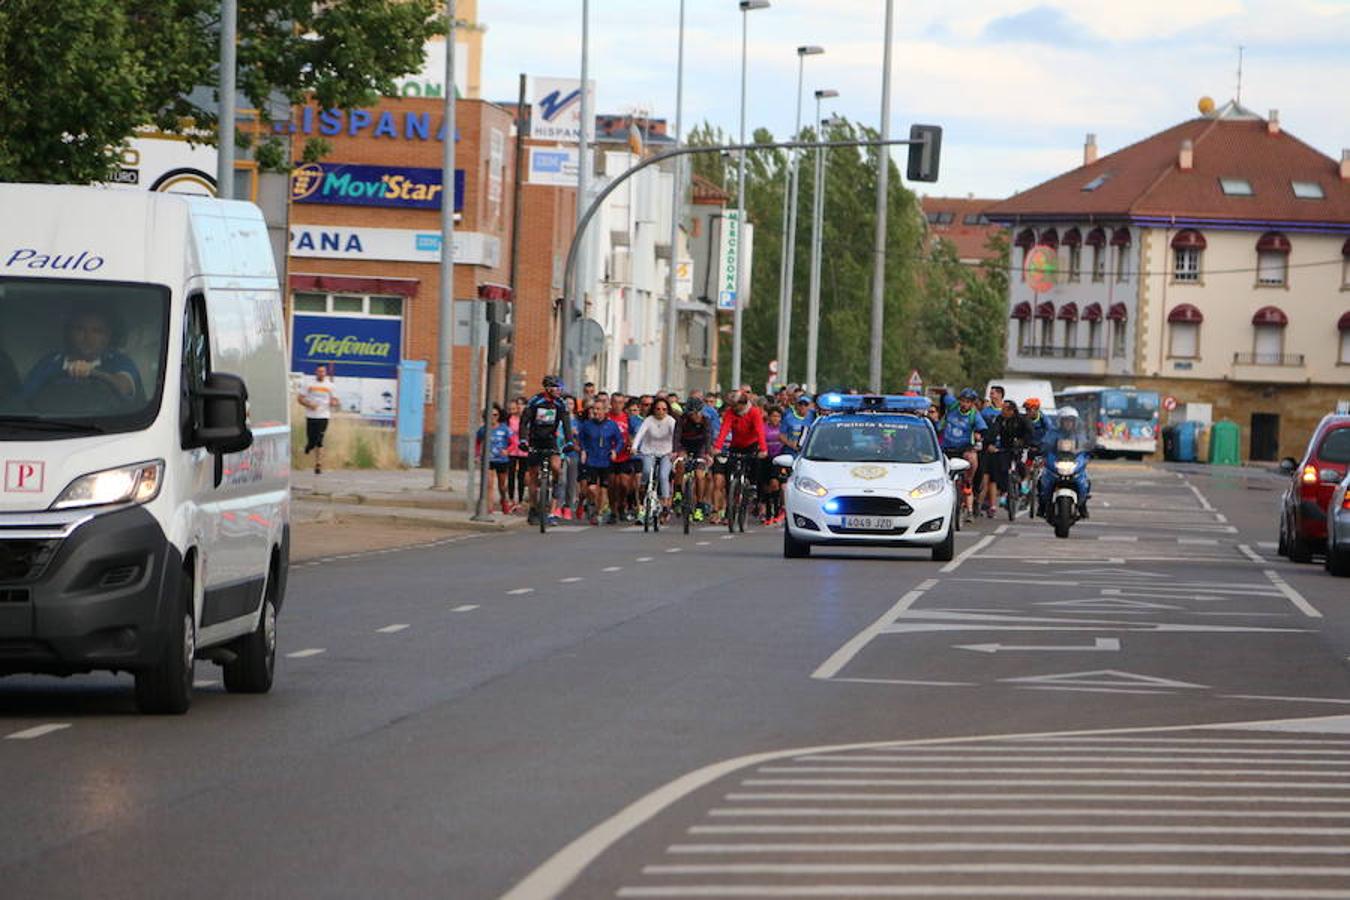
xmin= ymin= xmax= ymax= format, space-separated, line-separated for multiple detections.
xmin=988 ymin=104 xmax=1350 ymax=460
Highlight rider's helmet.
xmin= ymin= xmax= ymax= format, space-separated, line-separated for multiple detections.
xmin=1024 ymin=397 xmax=1041 ymax=412
xmin=542 ymin=375 xmax=562 ymax=390
xmin=958 ymin=387 xmax=979 ymax=401
xmin=685 ymin=397 xmax=705 ymax=415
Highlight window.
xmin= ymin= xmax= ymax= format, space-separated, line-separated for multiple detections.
xmin=1088 ymin=320 xmax=1102 ymax=354
xmin=1254 ymin=323 xmax=1283 ymax=360
xmin=926 ymin=211 xmax=953 ymax=225
xmin=290 ymin=293 xmax=404 ymax=317
xmin=1111 ymin=320 xmax=1126 ymax=358
xmin=1169 ymin=322 xmax=1199 ymax=358
xmin=1174 ymin=247 xmax=1201 ymax=282
xmin=1291 ymin=181 xmax=1325 ymax=200
xmin=1092 ymin=245 xmax=1105 ymax=282
xmin=1257 ymin=251 xmax=1288 ymax=286
xmin=1064 ymin=319 xmax=1079 ymax=349
xmin=293 ymin=292 xmax=326 ymax=313
xmin=368 ymin=297 xmax=404 ymax=317
xmin=1068 ymin=245 xmax=1082 ymax=282
xmin=1219 ymin=177 xmax=1253 ymax=196
xmin=803 ymin=418 xmax=939 ymax=464
xmin=1082 ymin=174 xmax=1111 ymax=191
xmin=1115 ymin=246 xmax=1129 ymax=282
xmin=1340 ymin=330 xmax=1350 ymax=365
xmin=962 ymin=213 xmax=988 ymax=225
xmin=1039 ymin=317 xmax=1053 ymax=348
xmin=1017 ymin=319 xmax=1031 ymax=353
xmin=332 ymin=295 xmax=364 ymax=313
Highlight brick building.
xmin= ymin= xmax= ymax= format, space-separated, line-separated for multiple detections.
xmin=987 ymin=102 xmax=1350 ymax=461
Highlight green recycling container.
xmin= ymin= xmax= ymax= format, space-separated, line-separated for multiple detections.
xmin=1208 ymin=419 xmax=1241 ymax=466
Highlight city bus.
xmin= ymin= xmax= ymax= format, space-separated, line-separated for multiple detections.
xmin=1054 ymin=385 xmax=1161 ymax=459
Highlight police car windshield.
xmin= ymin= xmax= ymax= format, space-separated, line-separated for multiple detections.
xmin=0 ymin=278 xmax=169 ymax=439
xmin=804 ymin=418 xmax=939 ymax=464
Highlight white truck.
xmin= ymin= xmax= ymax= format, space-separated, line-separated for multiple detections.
xmin=0 ymin=184 xmax=289 ymax=713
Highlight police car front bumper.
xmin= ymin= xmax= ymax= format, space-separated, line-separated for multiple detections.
xmin=784 ymin=487 xmax=953 ymax=547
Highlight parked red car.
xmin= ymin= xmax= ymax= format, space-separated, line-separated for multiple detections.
xmin=1280 ymin=414 xmax=1350 ymax=563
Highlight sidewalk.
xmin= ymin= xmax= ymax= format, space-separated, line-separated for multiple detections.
xmin=293 ymin=467 xmax=530 ymax=533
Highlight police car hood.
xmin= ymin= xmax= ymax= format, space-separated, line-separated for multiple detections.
xmin=801 ymin=459 xmax=947 ymax=492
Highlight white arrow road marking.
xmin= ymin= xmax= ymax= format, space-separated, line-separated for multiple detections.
xmin=1000 ymin=669 xmax=1208 ymax=690
xmin=955 ymin=637 xmax=1121 ymax=654
xmin=5 ymin=723 xmax=71 ymax=740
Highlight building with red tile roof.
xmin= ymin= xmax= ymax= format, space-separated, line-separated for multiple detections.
xmin=920 ymin=196 xmax=1005 ymax=264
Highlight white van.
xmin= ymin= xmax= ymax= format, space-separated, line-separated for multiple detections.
xmin=985 ymin=378 xmax=1058 ymax=418
xmin=0 ymin=184 xmax=289 ymax=713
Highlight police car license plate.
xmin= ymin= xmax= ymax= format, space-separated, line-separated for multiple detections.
xmin=843 ymin=515 xmax=895 ymax=531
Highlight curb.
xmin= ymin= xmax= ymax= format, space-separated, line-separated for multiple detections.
xmin=294 ymin=501 xmax=529 ymax=534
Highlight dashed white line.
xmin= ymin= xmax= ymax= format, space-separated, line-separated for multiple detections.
xmin=940 ymin=534 xmax=996 ymax=574
xmin=603 ymin=566 xmax=623 ymax=573
xmin=666 ymin=548 xmax=683 ymax=554
xmin=720 ymin=534 xmax=737 ymax=540
xmin=1264 ymin=568 xmax=1322 ymax=618
xmin=285 ymin=648 xmax=326 ymax=659
xmin=1178 ymin=538 xmax=1219 ymax=545
xmin=5 ymin=723 xmax=71 ymax=740
xmin=636 ymin=557 xmax=654 ymax=563
xmin=696 ymin=541 xmax=711 ymax=547
xmin=452 ymin=604 xmax=479 ymax=612
xmin=507 ymin=588 xmax=535 ymax=595
xmin=193 ymin=679 xmax=220 ymax=688
xmin=1239 ymin=543 xmax=1266 ymax=564
xmin=559 ymin=577 xmax=584 ymax=583
xmin=376 ymin=624 xmax=410 ymax=634
xmin=1097 ymin=535 xmax=1139 ymax=543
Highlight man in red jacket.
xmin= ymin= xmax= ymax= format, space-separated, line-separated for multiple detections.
xmin=713 ymin=391 xmax=768 ymax=525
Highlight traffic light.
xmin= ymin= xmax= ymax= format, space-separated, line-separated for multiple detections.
xmin=906 ymin=124 xmax=942 ymax=183
xmin=485 ymin=300 xmax=513 ymax=365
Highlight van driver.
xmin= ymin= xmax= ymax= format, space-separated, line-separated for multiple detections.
xmin=22 ymin=306 xmax=143 ymax=404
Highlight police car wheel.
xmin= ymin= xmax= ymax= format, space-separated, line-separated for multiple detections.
xmin=930 ymin=522 xmax=954 ymax=562
xmin=784 ymin=528 xmax=811 ymax=558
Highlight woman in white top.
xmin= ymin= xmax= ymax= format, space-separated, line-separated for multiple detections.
xmin=632 ymin=397 xmax=677 ymax=516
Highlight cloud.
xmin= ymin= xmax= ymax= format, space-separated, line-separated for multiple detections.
xmin=981 ymin=6 xmax=1097 ymax=47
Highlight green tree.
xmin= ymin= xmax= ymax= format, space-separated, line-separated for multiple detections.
xmin=0 ymin=0 xmax=441 ymax=183
xmin=955 ymin=229 xmax=1011 ymax=389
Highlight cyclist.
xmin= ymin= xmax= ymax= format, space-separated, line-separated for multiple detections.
xmin=780 ymin=394 xmax=815 ymax=458
xmin=578 ymin=398 xmax=622 ymax=525
xmin=520 ymin=375 xmax=575 ymax=526
xmin=714 ymin=390 xmax=769 ymax=524
xmin=673 ymin=397 xmax=714 ymax=521
xmin=1023 ymin=397 xmax=1050 ymax=454
xmin=633 ymin=397 xmax=677 ymax=523
xmin=982 ymin=399 xmax=1032 ymax=516
xmin=761 ymin=406 xmax=787 ymax=525
xmin=939 ymin=388 xmax=987 ymax=520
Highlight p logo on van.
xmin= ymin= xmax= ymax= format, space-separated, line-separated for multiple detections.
xmin=4 ymin=461 xmax=44 ymax=493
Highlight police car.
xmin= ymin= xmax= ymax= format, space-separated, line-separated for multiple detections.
xmin=776 ymin=394 xmax=970 ymax=560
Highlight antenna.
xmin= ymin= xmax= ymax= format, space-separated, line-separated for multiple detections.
xmin=1236 ymin=45 xmax=1245 ymax=104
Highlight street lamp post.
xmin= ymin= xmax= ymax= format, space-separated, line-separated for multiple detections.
xmin=216 ymin=0 xmax=237 ymax=199
xmin=662 ymin=0 xmax=687 ymax=391
xmin=774 ymin=44 xmax=822 ymax=388
xmin=805 ymin=90 xmax=838 ymax=394
xmin=731 ymin=0 xmax=769 ymax=392
xmin=433 ymin=0 xmax=458 ymax=489
xmin=868 ymin=0 xmax=894 ymax=392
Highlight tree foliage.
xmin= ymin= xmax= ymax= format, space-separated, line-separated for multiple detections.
xmin=0 ymin=0 xmax=441 ymax=183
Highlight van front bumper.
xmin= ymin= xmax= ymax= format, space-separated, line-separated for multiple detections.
xmin=0 ymin=506 xmax=180 ymax=675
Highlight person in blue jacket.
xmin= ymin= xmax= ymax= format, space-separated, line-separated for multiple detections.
xmin=939 ymin=388 xmax=989 ymax=520
xmin=780 ymin=394 xmax=815 ymax=457
xmin=577 ymin=400 xmax=623 ymax=525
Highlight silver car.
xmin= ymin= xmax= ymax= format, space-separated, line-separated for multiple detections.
xmin=1328 ymin=471 xmax=1350 ymax=577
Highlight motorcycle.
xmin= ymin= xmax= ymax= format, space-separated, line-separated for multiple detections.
xmin=1046 ymin=440 xmax=1090 ymax=539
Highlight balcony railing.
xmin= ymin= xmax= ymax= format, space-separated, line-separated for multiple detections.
xmin=1233 ymin=352 xmax=1305 ymax=366
xmin=1019 ymin=345 xmax=1107 ymax=359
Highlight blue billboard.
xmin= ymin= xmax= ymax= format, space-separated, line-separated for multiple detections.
xmin=292 ymin=315 xmax=403 ymax=380
xmin=290 ymin=163 xmax=465 ymax=211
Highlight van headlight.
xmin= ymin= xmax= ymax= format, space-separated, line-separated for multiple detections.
xmin=1055 ymin=460 xmax=1078 ymax=476
xmin=908 ymin=478 xmax=946 ymax=500
xmin=51 ymin=460 xmax=164 ymax=510
xmin=794 ymin=475 xmax=828 ymax=497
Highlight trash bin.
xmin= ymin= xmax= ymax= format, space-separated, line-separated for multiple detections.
xmin=1162 ymin=426 xmax=1179 ymax=461
xmin=1208 ymin=419 xmax=1241 ymax=466
xmin=1196 ymin=425 xmax=1212 ymax=464
xmin=1176 ymin=420 xmax=1200 ymax=463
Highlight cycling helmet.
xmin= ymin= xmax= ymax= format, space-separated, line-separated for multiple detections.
xmin=542 ymin=375 xmax=562 ymax=389
xmin=1024 ymin=397 xmax=1041 ymax=411
xmin=958 ymin=387 xmax=979 ymax=401
xmin=685 ymin=397 xmax=705 ymax=414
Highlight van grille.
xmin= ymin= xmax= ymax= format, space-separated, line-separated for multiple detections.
xmin=0 ymin=540 xmax=60 ymax=583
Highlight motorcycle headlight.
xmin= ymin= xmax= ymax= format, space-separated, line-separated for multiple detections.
xmin=1055 ymin=460 xmax=1078 ymax=476
xmin=794 ymin=475 xmax=828 ymax=497
xmin=52 ymin=460 xmax=164 ymax=510
xmin=908 ymin=478 xmax=946 ymax=500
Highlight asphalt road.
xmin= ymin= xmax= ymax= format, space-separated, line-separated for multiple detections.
xmin=2 ymin=462 xmax=1349 ymax=900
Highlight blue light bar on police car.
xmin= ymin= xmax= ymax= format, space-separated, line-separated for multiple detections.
xmin=817 ymin=393 xmax=931 ymax=413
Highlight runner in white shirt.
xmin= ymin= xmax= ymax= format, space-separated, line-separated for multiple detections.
xmin=298 ymin=364 xmax=339 ymax=474
xmin=632 ymin=397 xmax=677 ymax=517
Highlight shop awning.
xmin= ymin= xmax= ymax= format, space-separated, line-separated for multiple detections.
xmin=1082 ymin=302 xmax=1103 ymax=322
xmin=1168 ymin=303 xmax=1204 ymax=324
xmin=1338 ymin=311 xmax=1350 ymax=331
xmin=1039 ymin=228 xmax=1059 ymax=249
xmin=1107 ymin=302 xmax=1128 ymax=321
xmin=1057 ymin=302 xmax=1078 ymax=321
xmin=1252 ymin=305 xmax=1288 ymax=326
xmin=1010 ymin=301 xmax=1032 ymax=320
xmin=1085 ymin=227 xmax=1107 ymax=247
xmin=1034 ymin=301 xmax=1055 ymax=320
xmin=1015 ymin=228 xmax=1036 ymax=249
xmin=1061 ymin=227 xmax=1082 ymax=247
xmin=1171 ymin=229 xmax=1207 ymax=250
xmin=1110 ymin=227 xmax=1132 ymax=246
xmin=289 ymin=273 xmax=420 ymax=298
xmin=1256 ymin=232 xmax=1291 ymax=254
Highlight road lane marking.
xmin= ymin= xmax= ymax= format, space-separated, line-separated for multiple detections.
xmin=1183 ymin=478 xmax=1216 ymax=511
xmin=939 ymin=533 xmax=995 ymax=573
xmin=507 ymin=588 xmax=535 ymax=595
xmin=955 ymin=637 xmax=1120 ymax=654
xmin=451 ymin=605 xmax=479 ymax=612
xmin=1178 ymin=538 xmax=1219 ymax=545
xmin=716 ymin=795 xmax=1350 ymax=808
xmin=285 ymin=648 xmax=326 ymax=658
xmin=603 ymin=566 xmax=623 ymax=573
xmin=559 ymin=577 xmax=584 ymax=583
xmin=1097 ymin=535 xmax=1138 ymax=542
xmin=1265 ymin=568 xmax=1322 ymax=618
xmin=666 ymin=548 xmax=683 ymax=553
xmin=795 ymin=751 xmax=1350 ymax=761
xmin=1223 ymin=694 xmax=1350 ymax=705
xmin=665 ymin=840 xmax=1350 ymax=854
xmin=755 ymin=765 xmax=1350 ymax=777
xmin=638 ymin=862 xmax=1350 ymax=876
xmin=636 ymin=557 xmax=654 ymax=563
xmin=812 ymin=580 xmax=938 ymax=681
xmin=1240 ymin=543 xmax=1266 ymax=563
xmin=836 ymin=677 xmax=976 ymax=688
xmin=5 ymin=723 xmax=71 ymax=740
xmin=1258 ymin=541 xmax=1279 ymax=550
xmin=193 ymin=679 xmax=220 ymax=688
xmin=376 ymin=624 xmax=410 ymax=633
xmin=617 ymin=886 xmax=1350 ymax=898
xmin=696 ymin=542 xmax=711 ymax=546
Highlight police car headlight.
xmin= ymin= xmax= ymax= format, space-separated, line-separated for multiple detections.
xmin=52 ymin=460 xmax=164 ymax=510
xmin=794 ymin=476 xmax=828 ymax=497
xmin=908 ymin=478 xmax=946 ymax=500
xmin=1055 ymin=460 xmax=1078 ymax=476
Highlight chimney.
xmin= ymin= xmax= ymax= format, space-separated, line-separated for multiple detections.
xmin=1179 ymin=139 xmax=1194 ymax=172
xmin=1084 ymin=133 xmax=1098 ymax=166
xmin=1342 ymin=150 xmax=1350 ymax=181
xmin=1267 ymin=110 xmax=1281 ymax=135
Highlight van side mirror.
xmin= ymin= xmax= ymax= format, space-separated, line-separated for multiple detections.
xmin=195 ymin=373 xmax=252 ymax=455
xmin=1279 ymin=457 xmax=1297 ymax=474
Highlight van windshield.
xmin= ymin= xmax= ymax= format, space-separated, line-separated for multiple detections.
xmin=0 ymin=278 xmax=169 ymax=439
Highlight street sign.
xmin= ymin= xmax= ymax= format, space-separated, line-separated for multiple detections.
xmin=716 ymin=210 xmax=741 ymax=311
xmin=1163 ymin=395 xmax=1178 ymax=412
xmin=907 ymin=369 xmax=923 ymax=393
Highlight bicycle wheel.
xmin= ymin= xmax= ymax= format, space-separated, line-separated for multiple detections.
xmin=737 ymin=477 xmax=749 ymax=533
xmin=682 ymin=472 xmax=693 ymax=535
xmin=727 ymin=477 xmax=739 ymax=534
xmin=1007 ymin=467 xmax=1017 ymax=522
xmin=538 ymin=466 xmax=551 ymax=534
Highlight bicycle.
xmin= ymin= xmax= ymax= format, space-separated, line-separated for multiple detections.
xmin=723 ymin=449 xmax=757 ymax=534
xmin=640 ymin=455 xmax=664 ymax=534
xmin=1002 ymin=448 xmax=1028 ymax=522
xmin=677 ymin=455 xmax=709 ymax=535
xmin=945 ymin=449 xmax=975 ymax=529
xmin=532 ymin=449 xmax=558 ymax=534
xmin=1025 ymin=452 xmax=1046 ymax=519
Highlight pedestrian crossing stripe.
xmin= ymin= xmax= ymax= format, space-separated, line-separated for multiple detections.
xmin=1038 ymin=598 xmax=1184 ymax=611
xmin=1001 ymin=669 xmax=1209 ymax=690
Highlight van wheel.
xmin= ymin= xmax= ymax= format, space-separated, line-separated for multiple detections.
xmin=135 ymin=568 xmax=194 ymax=715
xmin=224 ymin=575 xmax=277 ymax=694
xmin=784 ymin=529 xmax=811 ymax=559
xmin=931 ymin=522 xmax=955 ymax=562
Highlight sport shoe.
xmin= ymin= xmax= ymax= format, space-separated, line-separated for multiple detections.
xmin=692 ymin=508 xmax=705 ymax=523
xmin=561 ymin=507 xmax=574 ymax=521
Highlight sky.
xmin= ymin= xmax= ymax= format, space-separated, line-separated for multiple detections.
xmin=476 ymin=0 xmax=1350 ymax=200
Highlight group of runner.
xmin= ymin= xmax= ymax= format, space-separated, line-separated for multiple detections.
xmin=476 ymin=378 xmax=819 ymax=527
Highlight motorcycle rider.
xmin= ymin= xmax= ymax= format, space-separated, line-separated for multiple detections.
xmin=1038 ymin=406 xmax=1092 ymax=520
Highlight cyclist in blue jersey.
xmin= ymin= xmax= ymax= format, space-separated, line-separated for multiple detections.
xmin=780 ymin=394 xmax=815 ymax=457
xmin=940 ymin=388 xmax=988 ymax=520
